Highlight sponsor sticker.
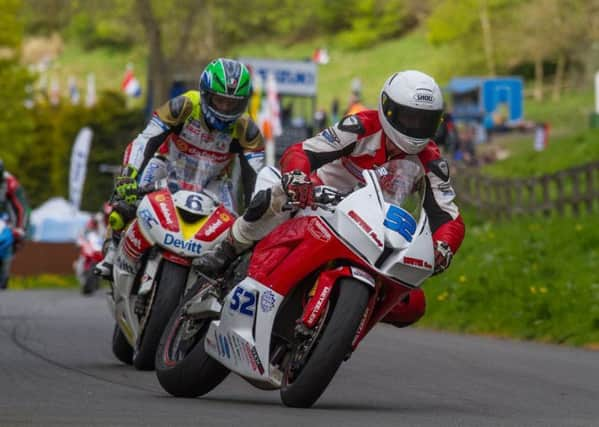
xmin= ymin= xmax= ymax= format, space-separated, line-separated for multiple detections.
xmin=308 ymin=218 xmax=331 ymax=242
xmin=321 ymin=127 xmax=340 ymax=145
xmin=163 ymin=233 xmax=202 ymax=254
xmin=159 ymin=202 xmax=174 ymax=225
xmin=203 ymin=219 xmax=223 ymax=237
xmin=138 ymin=208 xmax=159 ymax=229
xmin=260 ymin=290 xmax=276 ymax=313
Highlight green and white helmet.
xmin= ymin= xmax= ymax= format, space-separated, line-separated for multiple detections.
xmin=199 ymin=58 xmax=252 ymax=130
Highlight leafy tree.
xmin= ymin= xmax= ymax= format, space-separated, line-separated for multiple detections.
xmin=0 ymin=0 xmax=35 ymax=175
xmin=427 ymin=0 xmax=523 ymax=76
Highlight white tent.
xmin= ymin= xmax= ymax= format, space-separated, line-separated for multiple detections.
xmin=30 ymin=197 xmax=91 ymax=242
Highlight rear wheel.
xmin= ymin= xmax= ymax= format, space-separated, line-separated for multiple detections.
xmin=155 ymin=281 xmax=229 ymax=397
xmin=112 ymin=324 xmax=133 ymax=365
xmin=280 ymin=278 xmax=370 ymax=408
xmin=132 ymin=260 xmax=188 ymax=371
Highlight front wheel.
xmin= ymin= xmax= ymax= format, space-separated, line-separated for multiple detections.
xmin=112 ymin=324 xmax=133 ymax=365
xmin=280 ymin=278 xmax=370 ymax=408
xmin=132 ymin=260 xmax=188 ymax=371
xmin=155 ymin=281 xmax=229 ymax=397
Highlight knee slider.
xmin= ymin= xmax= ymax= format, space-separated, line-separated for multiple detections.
xmin=243 ymin=189 xmax=271 ymax=222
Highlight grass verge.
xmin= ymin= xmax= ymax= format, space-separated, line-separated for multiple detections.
xmin=421 ymin=210 xmax=599 ymax=347
xmin=7 ymin=274 xmax=78 ymax=290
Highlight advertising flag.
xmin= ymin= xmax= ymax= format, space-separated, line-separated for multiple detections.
xmin=69 ymin=127 xmax=93 ymax=210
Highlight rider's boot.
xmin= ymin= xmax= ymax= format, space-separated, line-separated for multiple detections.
xmin=194 ymin=227 xmax=253 ymax=277
xmin=94 ymin=241 xmax=116 ymax=280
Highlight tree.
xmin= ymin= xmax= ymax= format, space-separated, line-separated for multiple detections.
xmin=0 ymin=0 xmax=35 ymax=173
xmin=427 ymin=0 xmax=523 ymax=76
xmin=134 ymin=0 xmax=208 ymax=108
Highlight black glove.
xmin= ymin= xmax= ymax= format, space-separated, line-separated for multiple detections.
xmin=433 ymin=240 xmax=453 ymax=275
xmin=281 ymin=170 xmax=314 ymax=209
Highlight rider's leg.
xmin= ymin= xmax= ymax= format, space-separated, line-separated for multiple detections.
xmin=94 ymin=229 xmax=120 ymax=279
xmin=112 ymin=220 xmax=152 ymax=290
xmin=196 ymin=181 xmax=290 ymax=275
xmin=381 ymin=288 xmax=426 ymax=328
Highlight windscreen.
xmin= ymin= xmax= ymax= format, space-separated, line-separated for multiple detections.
xmin=166 ymin=145 xmax=224 ymax=193
xmin=375 ymin=158 xmax=425 ymax=220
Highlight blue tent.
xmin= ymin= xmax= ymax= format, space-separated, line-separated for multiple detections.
xmin=445 ymin=77 xmax=523 ymax=129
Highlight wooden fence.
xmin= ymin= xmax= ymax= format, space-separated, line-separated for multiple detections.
xmin=453 ymin=160 xmax=599 ymax=220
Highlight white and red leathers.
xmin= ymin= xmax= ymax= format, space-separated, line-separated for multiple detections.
xmin=101 ymin=90 xmax=265 ymax=281
xmin=230 ymin=110 xmax=465 ymax=327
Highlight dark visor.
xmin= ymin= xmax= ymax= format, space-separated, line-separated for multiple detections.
xmin=381 ymin=92 xmax=442 ymax=139
xmin=207 ymin=91 xmax=249 ymax=116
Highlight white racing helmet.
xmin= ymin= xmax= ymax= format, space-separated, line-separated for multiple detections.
xmin=378 ymin=70 xmax=444 ymax=154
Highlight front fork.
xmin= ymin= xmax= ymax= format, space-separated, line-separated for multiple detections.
xmin=298 ymin=266 xmax=376 ymax=348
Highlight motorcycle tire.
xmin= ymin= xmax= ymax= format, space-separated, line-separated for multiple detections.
xmin=132 ymin=260 xmax=188 ymax=371
xmin=155 ymin=281 xmax=229 ymax=397
xmin=280 ymin=278 xmax=370 ymax=408
xmin=112 ymin=324 xmax=133 ymax=365
xmin=82 ymin=269 xmax=99 ymax=296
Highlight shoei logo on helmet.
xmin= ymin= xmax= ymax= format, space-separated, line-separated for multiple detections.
xmin=413 ymin=88 xmax=434 ymax=104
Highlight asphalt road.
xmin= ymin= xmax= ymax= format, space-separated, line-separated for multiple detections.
xmin=0 ymin=290 xmax=598 ymax=427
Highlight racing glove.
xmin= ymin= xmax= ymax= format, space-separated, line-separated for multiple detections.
xmin=433 ymin=240 xmax=453 ymax=275
xmin=114 ymin=167 xmax=139 ymax=205
xmin=281 ymin=170 xmax=314 ymax=209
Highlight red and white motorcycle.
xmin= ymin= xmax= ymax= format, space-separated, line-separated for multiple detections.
xmin=155 ymin=159 xmax=435 ymax=407
xmin=108 ymin=175 xmax=236 ymax=370
xmin=74 ymin=224 xmax=104 ymax=295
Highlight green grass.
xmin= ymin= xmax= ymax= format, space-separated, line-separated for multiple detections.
xmin=481 ymin=127 xmax=599 ymax=178
xmin=421 ymin=210 xmax=599 ymax=347
xmin=7 ymin=274 xmax=78 ymax=290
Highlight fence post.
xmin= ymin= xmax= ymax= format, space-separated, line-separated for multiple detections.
xmin=555 ymin=173 xmax=565 ymax=216
xmin=572 ymin=170 xmax=580 ymax=216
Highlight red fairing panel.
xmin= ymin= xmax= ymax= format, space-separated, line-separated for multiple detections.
xmin=195 ymin=206 xmax=235 ymax=242
xmin=163 ymin=251 xmax=192 ymax=266
xmin=148 ymin=190 xmax=179 ymax=233
xmin=123 ymin=220 xmax=152 ymax=260
xmin=248 ymin=217 xmax=367 ymax=296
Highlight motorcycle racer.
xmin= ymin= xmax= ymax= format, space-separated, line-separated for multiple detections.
xmin=95 ymin=58 xmax=264 ymax=280
xmin=0 ymin=159 xmax=30 ymax=289
xmin=198 ymin=70 xmax=465 ymax=327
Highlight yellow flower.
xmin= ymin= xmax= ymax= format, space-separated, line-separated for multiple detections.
xmin=530 ymin=286 xmax=537 ymax=294
xmin=539 ymin=287 xmax=548 ymax=294
xmin=437 ymin=292 xmax=448 ymax=302
xmin=459 ymin=275 xmax=467 ymax=283
xmin=575 ymin=224 xmax=583 ymax=232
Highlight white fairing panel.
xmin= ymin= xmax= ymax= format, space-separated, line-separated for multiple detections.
xmin=329 ymin=176 xmax=386 ymax=264
xmin=379 ymin=208 xmax=434 ymax=287
xmin=136 ymin=191 xmax=224 ymax=257
xmin=204 ymin=277 xmax=284 ymax=383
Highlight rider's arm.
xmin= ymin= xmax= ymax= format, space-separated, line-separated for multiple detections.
xmin=5 ymin=174 xmax=29 ymax=229
xmin=125 ymin=94 xmax=193 ymax=175
xmin=418 ymin=142 xmax=465 ymax=254
xmin=231 ymin=117 xmax=265 ymax=205
xmin=280 ymin=110 xmax=381 ymax=175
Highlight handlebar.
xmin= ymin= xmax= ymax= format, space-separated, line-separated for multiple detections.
xmin=282 ymin=186 xmax=345 ymax=212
